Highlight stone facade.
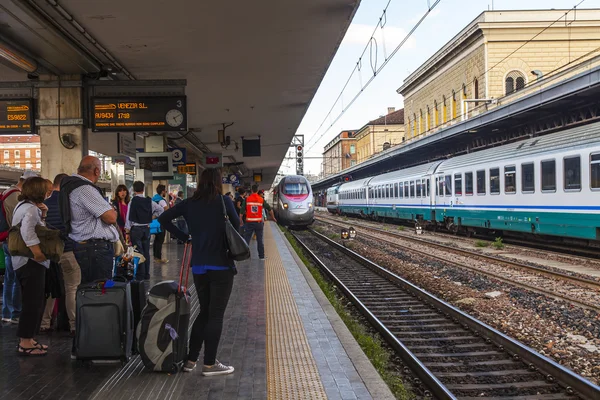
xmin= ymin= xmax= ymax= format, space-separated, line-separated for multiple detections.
xmin=399 ymin=9 xmax=600 ymax=141
xmin=355 ymin=109 xmax=405 ymax=164
xmin=322 ymin=130 xmax=356 ymax=177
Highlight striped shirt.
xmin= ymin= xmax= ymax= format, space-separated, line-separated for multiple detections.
xmin=67 ymin=174 xmax=119 ymax=243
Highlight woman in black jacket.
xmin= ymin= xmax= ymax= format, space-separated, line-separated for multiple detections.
xmin=158 ymin=168 xmax=239 ymax=376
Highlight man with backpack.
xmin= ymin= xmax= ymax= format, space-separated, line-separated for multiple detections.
xmin=152 ymin=184 xmax=169 ymax=263
xmin=1 ymin=170 xmax=39 ymax=324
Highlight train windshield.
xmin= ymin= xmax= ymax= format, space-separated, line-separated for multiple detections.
xmin=282 ymin=183 xmax=309 ymax=195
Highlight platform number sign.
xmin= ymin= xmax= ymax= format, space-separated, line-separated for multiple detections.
xmin=171 ymin=148 xmax=186 ymax=165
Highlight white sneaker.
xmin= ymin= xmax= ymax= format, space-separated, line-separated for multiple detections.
xmin=1 ymin=318 xmax=11 ymax=323
xmin=201 ymin=360 xmax=234 ymax=376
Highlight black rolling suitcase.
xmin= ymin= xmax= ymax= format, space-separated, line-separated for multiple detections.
xmin=138 ymin=243 xmax=192 ymax=373
xmin=74 ymin=280 xmax=134 ymax=363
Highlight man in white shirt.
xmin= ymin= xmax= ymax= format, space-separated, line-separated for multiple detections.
xmin=125 ymin=181 xmax=164 ymax=280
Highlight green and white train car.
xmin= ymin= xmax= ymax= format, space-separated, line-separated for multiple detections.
xmin=334 ymin=122 xmax=600 ymax=244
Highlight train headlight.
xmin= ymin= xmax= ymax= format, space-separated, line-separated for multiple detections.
xmin=341 ymin=228 xmax=349 ymax=240
xmin=283 ymin=203 xmax=288 ymax=209
xmin=348 ymin=227 xmax=356 ymax=239
xmin=308 ymin=202 xmax=312 ymax=208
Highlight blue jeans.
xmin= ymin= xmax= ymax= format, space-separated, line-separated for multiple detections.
xmin=73 ymin=240 xmax=114 ymax=284
xmin=2 ymin=242 xmax=21 ymax=319
xmin=130 ymin=225 xmax=151 ymax=280
xmin=243 ymin=222 xmax=265 ymax=259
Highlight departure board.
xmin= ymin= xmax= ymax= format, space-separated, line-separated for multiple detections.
xmin=0 ymin=99 xmax=33 ymax=134
xmin=91 ymin=96 xmax=187 ymax=132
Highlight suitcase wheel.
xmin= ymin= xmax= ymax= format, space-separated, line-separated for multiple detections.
xmin=170 ymin=362 xmax=183 ymax=374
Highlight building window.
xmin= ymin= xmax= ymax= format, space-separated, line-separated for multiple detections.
xmin=25 ymin=150 xmax=31 ymax=158
xmin=26 ymin=161 xmax=32 ymax=169
xmin=36 ymin=149 xmax=41 ymax=158
xmin=15 ymin=150 xmax=20 ymax=158
xmin=442 ymin=96 xmax=447 ymax=123
xmin=451 ymin=91 xmax=457 ymax=119
xmin=350 ymin=160 xmax=356 ymax=166
xmin=350 ymin=144 xmax=355 ymax=154
xmin=14 ymin=161 xmax=20 ymax=168
xmin=505 ymin=70 xmax=526 ymax=95
xmin=36 ymin=160 xmax=41 ymax=170
xmin=3 ymin=150 xmax=9 ymax=160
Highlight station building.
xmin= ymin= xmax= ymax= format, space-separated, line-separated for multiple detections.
xmin=321 ymin=130 xmax=357 ymax=178
xmin=355 ymin=107 xmax=405 ymax=164
xmin=400 ymin=9 xmax=600 ymax=141
xmin=0 ymin=135 xmax=41 ymax=170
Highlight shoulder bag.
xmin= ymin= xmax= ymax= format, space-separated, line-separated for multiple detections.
xmin=8 ymin=203 xmax=64 ymax=263
xmin=220 ymin=195 xmax=250 ymax=261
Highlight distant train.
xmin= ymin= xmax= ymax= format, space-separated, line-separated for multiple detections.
xmin=273 ymin=175 xmax=314 ymax=227
xmin=325 ymin=122 xmax=600 ymax=246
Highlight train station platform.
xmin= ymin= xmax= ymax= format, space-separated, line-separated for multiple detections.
xmin=0 ymin=222 xmax=393 ymax=400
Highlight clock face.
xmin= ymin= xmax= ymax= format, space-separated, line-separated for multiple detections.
xmin=165 ymin=109 xmax=184 ymax=127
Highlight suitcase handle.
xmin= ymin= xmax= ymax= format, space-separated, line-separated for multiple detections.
xmin=178 ymin=242 xmax=192 ymax=294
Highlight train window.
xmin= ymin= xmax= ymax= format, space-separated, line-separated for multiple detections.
xmin=399 ymin=182 xmax=404 ymax=198
xmin=454 ymin=173 xmax=462 ymax=196
xmin=394 ymin=183 xmax=399 ymax=198
xmin=404 ymin=181 xmax=409 ymax=197
xmin=541 ymin=160 xmax=556 ymax=192
xmin=490 ymin=168 xmax=500 ymax=194
xmin=437 ymin=177 xmax=443 ymax=197
xmin=410 ymin=181 xmax=415 ymax=197
xmin=476 ymin=170 xmax=486 ymax=195
xmin=504 ymin=166 xmax=516 ymax=194
xmin=426 ymin=179 xmax=430 ymax=197
xmin=386 ymin=184 xmax=391 ymax=198
xmin=416 ymin=180 xmax=422 ymax=198
xmin=444 ymin=175 xmax=452 ymax=196
xmin=564 ymin=156 xmax=581 ymax=191
xmin=282 ymin=182 xmax=309 ymax=195
xmin=521 ymin=163 xmax=535 ymax=193
xmin=465 ymin=172 xmax=473 ymax=195
xmin=592 ymin=154 xmax=600 ymax=190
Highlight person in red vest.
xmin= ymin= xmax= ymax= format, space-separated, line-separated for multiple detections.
xmin=240 ymin=185 xmax=276 ymax=260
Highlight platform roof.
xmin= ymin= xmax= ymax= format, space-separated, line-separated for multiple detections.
xmin=0 ymin=0 xmax=359 ymax=187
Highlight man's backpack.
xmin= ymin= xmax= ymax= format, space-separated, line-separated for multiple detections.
xmin=0 ymin=188 xmax=20 ymax=242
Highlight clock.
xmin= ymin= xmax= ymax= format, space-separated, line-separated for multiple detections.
xmin=165 ymin=109 xmax=184 ymax=127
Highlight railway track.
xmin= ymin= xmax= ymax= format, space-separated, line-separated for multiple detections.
xmin=315 ymin=215 xmax=600 ymax=313
xmin=290 ymin=228 xmax=600 ymax=400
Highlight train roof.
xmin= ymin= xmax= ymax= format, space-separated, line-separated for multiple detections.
xmin=437 ymin=122 xmax=600 ymax=172
xmin=337 ymin=177 xmax=371 ymax=191
xmin=278 ymin=175 xmax=310 ymax=186
xmin=369 ymin=161 xmax=442 ymax=184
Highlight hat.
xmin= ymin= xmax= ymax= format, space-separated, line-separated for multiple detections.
xmin=20 ymin=170 xmax=39 ymax=180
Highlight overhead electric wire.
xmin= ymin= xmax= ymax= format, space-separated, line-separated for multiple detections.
xmin=304 ymin=0 xmax=442 ymax=156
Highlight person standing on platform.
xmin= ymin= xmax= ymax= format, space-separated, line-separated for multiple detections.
xmin=158 ymin=168 xmax=238 ymax=376
xmin=59 ymin=156 xmax=119 ymax=284
xmin=240 ymin=185 xmax=276 ymax=260
xmin=39 ymin=173 xmax=80 ymax=336
xmin=125 ymin=181 xmax=164 ymax=280
xmin=1 ymin=170 xmax=38 ymax=324
xmin=12 ymin=177 xmax=51 ymax=356
xmin=152 ymin=184 xmax=169 ymax=263
xmin=111 ymin=184 xmax=130 ymax=240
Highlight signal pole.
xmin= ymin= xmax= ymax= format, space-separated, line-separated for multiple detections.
xmin=291 ymin=135 xmax=304 ymax=175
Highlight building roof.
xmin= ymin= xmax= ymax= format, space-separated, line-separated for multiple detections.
xmin=367 ymin=108 xmax=404 ymax=125
xmin=0 ymin=135 xmax=40 ymax=144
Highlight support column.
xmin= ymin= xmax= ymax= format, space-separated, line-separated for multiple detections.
xmin=38 ymin=76 xmax=86 ymax=179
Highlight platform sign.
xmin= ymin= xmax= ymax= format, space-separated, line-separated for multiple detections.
xmin=170 ymin=147 xmax=186 ymax=166
xmin=203 ymin=153 xmax=222 ymax=168
xmin=91 ymin=96 xmax=187 ymax=132
xmin=0 ymin=99 xmax=33 ymax=134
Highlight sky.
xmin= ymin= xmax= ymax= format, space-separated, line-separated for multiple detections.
xmin=280 ymin=0 xmax=600 ymax=176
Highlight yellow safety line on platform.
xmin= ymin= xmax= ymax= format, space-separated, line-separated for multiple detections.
xmin=264 ymin=223 xmax=327 ymax=399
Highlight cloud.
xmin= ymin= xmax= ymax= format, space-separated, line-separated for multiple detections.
xmin=342 ymin=23 xmax=417 ymax=50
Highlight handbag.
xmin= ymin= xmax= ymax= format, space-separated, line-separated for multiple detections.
xmin=8 ymin=203 xmax=64 ymax=263
xmin=220 ymin=195 xmax=250 ymax=261
xmin=113 ymin=223 xmax=126 ymax=257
